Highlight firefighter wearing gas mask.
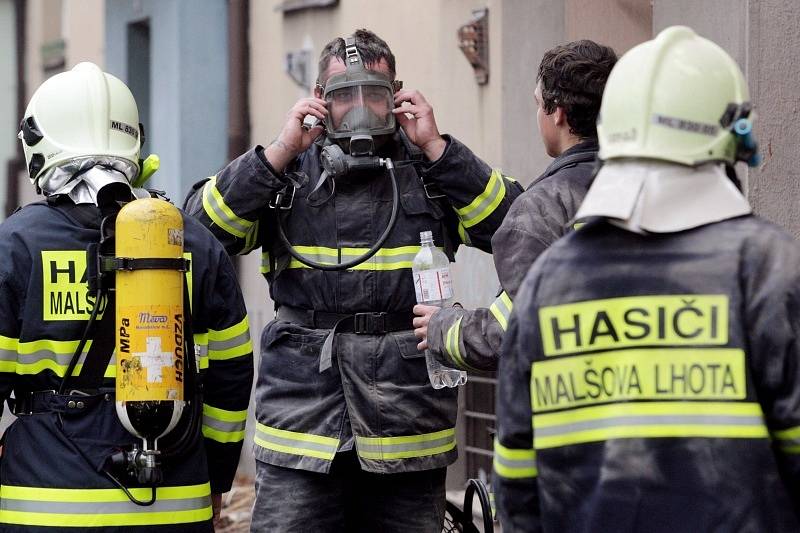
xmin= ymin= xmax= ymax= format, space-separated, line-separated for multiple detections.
xmin=495 ymin=26 xmax=800 ymax=532
xmin=184 ymin=29 xmax=523 ymax=531
xmin=0 ymin=62 xmax=253 ymax=532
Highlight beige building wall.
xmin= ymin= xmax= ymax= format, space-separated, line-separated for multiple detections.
xmin=16 ymin=0 xmax=105 ymax=209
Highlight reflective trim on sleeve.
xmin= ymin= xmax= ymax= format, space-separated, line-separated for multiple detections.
xmin=489 ymin=291 xmax=513 ymax=331
xmin=282 ymin=245 xmax=439 ymax=271
xmin=254 ymin=423 xmax=339 ymax=461
xmin=444 ymin=317 xmax=478 ymax=372
xmin=241 ymin=220 xmax=261 ymax=254
xmin=493 ymin=438 xmax=537 ymax=479
xmin=208 ymin=317 xmax=252 ymax=361
xmin=260 ymin=252 xmax=271 ymax=274
xmin=772 ymin=426 xmax=800 ymax=453
xmin=202 ymin=404 xmax=247 ymax=443
xmin=455 ymin=169 xmax=507 ymax=228
xmin=201 ymin=175 xmax=254 ymax=238
xmin=0 ymin=482 xmax=212 ymax=527
xmin=457 ymin=222 xmax=471 ymax=245
xmin=0 ymin=335 xmax=18 ymax=373
xmin=13 ymin=338 xmax=115 ymax=378
xmin=532 ymin=401 xmax=767 ymax=449
xmin=356 ymin=427 xmax=456 ymax=461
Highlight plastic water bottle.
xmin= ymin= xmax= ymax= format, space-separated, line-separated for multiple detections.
xmin=412 ymin=230 xmax=468 ymax=389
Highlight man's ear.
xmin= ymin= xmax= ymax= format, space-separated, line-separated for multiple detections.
xmin=553 ymin=106 xmax=568 ymax=127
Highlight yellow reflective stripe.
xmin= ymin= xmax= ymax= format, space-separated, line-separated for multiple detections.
xmin=0 ymin=334 xmax=17 ymax=350
xmin=208 ymin=317 xmax=249 ymax=341
xmin=11 ymin=338 xmax=115 ymax=377
xmin=457 ymin=222 xmax=471 ymax=245
xmin=444 ymin=317 xmax=478 ymax=371
xmin=282 ymin=245 xmax=442 ymax=271
xmin=16 ymin=360 xmax=116 ymax=378
xmin=493 ymin=439 xmax=537 ymax=479
xmin=1 ymin=483 xmax=210 ymax=502
xmin=533 ymin=401 xmax=767 ymax=449
xmin=773 ymin=425 xmax=800 ymax=453
xmin=242 ymin=220 xmax=261 ymax=254
xmin=357 ymin=428 xmax=456 ymax=460
xmin=0 ymin=483 xmax=211 ymax=527
xmin=260 ymin=252 xmax=271 ymax=274
xmin=489 ymin=291 xmax=513 ymax=331
xmin=202 ymin=405 xmax=247 ymax=444
xmin=207 ymin=316 xmax=252 ymax=361
xmin=456 ymin=169 xmax=507 ymax=228
xmin=201 ymin=176 xmax=253 ymax=238
xmin=0 ymin=509 xmax=211 ymax=527
xmin=254 ymin=423 xmax=339 ymax=461
xmin=0 ymin=335 xmax=18 ymax=373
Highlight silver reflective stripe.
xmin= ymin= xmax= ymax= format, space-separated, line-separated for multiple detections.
xmin=357 ymin=433 xmax=454 ymax=455
xmin=16 ymin=351 xmax=116 ymax=366
xmin=493 ymin=454 xmax=536 ymax=472
xmin=535 ymin=414 xmax=765 ymax=437
xmin=208 ymin=331 xmax=250 ymax=352
xmin=0 ymin=349 xmax=15 ymax=362
xmin=255 ymin=425 xmax=339 ymax=458
xmin=203 ymin=415 xmax=246 ymax=434
xmin=261 ymin=252 xmax=271 ymax=273
xmin=1 ymin=496 xmax=209 ymax=514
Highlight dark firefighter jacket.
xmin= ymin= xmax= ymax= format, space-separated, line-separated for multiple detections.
xmin=184 ymin=133 xmax=522 ymax=474
xmin=427 ymin=140 xmax=598 ymax=371
xmin=495 ymin=215 xmax=800 ymax=532
xmin=0 ymin=200 xmax=253 ymax=532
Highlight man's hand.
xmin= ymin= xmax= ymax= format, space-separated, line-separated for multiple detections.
xmin=393 ymin=89 xmax=447 ymax=161
xmin=413 ymin=304 xmax=441 ymax=351
xmin=264 ymin=97 xmax=327 ymax=172
xmin=211 ymin=493 xmax=223 ymax=527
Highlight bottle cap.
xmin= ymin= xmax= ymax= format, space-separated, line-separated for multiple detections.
xmin=420 ymin=230 xmax=433 ymax=241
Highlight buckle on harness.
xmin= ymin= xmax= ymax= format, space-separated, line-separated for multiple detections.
xmin=269 ymin=185 xmax=295 ymax=210
xmin=353 ymin=312 xmax=387 ymax=335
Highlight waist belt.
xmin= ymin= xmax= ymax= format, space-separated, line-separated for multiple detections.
xmin=11 ymin=389 xmax=112 ymax=416
xmin=277 ymin=305 xmax=414 ymax=335
xmin=276 ymin=305 xmax=415 ymax=372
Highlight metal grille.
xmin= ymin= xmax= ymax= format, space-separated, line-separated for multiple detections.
xmin=463 ymin=374 xmax=497 ymax=481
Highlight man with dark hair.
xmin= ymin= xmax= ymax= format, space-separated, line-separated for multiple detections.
xmin=184 ymin=28 xmax=522 ymax=531
xmin=414 ymin=40 xmax=617 ymax=374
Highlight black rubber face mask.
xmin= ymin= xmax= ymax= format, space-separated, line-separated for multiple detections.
xmin=323 ymin=36 xmax=396 ymax=156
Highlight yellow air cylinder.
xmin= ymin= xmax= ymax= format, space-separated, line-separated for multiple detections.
xmin=115 ymin=198 xmax=186 ymax=444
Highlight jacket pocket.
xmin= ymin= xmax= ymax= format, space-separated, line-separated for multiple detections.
xmin=391 ymin=330 xmax=425 ymax=360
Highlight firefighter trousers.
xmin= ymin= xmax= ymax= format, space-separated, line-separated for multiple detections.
xmin=250 ymin=451 xmax=446 ymax=532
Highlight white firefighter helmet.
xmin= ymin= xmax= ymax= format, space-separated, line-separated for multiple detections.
xmin=18 ymin=62 xmax=141 ymax=186
xmin=597 ymin=25 xmax=751 ymax=166
xmin=576 ymin=26 xmax=754 ymax=233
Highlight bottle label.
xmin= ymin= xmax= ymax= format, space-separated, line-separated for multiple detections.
xmin=414 ymin=268 xmax=453 ymax=303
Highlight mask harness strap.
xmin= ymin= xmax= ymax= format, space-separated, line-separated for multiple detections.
xmin=275 ymin=157 xmax=399 ymax=270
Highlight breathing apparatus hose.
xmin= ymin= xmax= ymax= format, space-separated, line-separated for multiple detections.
xmin=276 ymin=158 xmax=399 ymax=271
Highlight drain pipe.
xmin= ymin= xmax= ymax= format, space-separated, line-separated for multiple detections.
xmin=227 ymin=0 xmax=250 ymax=161
xmin=5 ymin=0 xmax=26 ymax=217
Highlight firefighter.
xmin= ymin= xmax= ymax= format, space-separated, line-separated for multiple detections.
xmin=183 ymin=29 xmax=522 ymax=531
xmin=0 ymin=62 xmax=254 ymax=531
xmin=413 ymin=40 xmax=617 ymax=371
xmin=495 ymin=26 xmax=800 ymax=531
